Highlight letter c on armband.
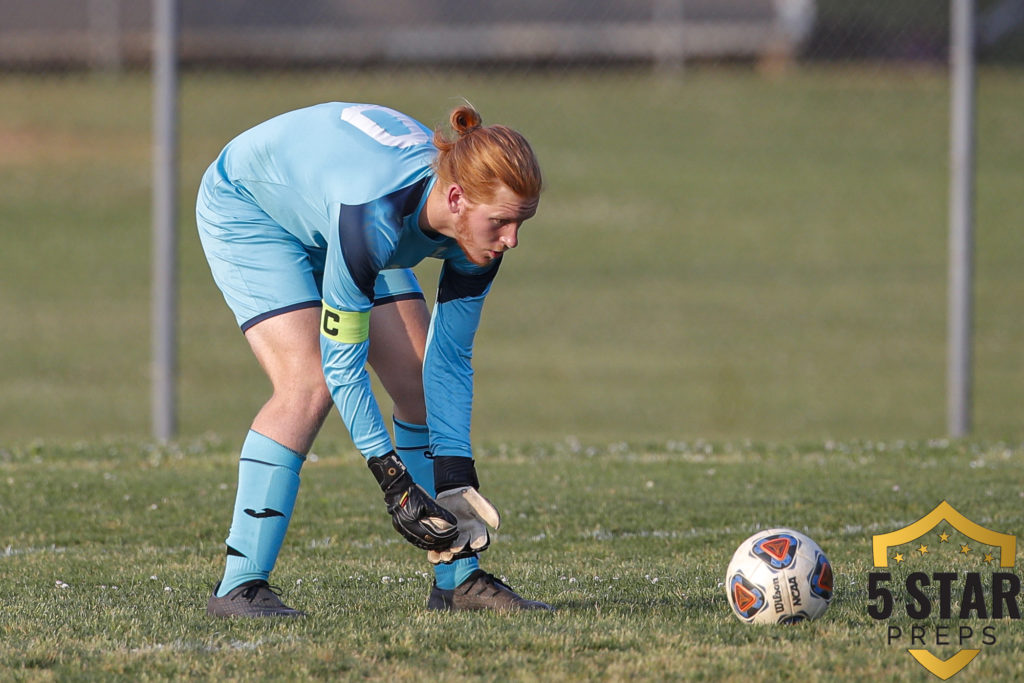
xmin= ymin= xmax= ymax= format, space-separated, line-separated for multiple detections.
xmin=320 ymin=301 xmax=370 ymax=343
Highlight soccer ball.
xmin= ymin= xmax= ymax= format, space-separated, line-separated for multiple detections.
xmin=725 ymin=528 xmax=833 ymax=624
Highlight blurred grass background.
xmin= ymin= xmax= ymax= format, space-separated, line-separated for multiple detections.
xmin=0 ymin=66 xmax=1021 ymax=446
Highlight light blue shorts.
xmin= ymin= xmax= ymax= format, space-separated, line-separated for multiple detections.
xmin=196 ymin=170 xmax=423 ymax=332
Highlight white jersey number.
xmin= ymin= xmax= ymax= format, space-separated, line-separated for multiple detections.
xmin=340 ymin=104 xmax=429 ymax=149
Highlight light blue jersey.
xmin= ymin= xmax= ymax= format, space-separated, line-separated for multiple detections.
xmin=196 ymin=103 xmax=499 ymax=461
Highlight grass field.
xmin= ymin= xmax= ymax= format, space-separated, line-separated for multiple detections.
xmin=0 ymin=66 xmax=1022 ymax=680
xmin=0 ymin=66 xmax=1021 ymax=444
xmin=2 ymin=437 xmax=1023 ymax=680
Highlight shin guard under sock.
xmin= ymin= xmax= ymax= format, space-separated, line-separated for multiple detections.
xmin=216 ymin=430 xmax=304 ymax=597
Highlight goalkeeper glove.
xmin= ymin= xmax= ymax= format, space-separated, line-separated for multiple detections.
xmin=367 ymin=452 xmax=458 ymax=552
xmin=428 ymin=456 xmax=501 ymax=564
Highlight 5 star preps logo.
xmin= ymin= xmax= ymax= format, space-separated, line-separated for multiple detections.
xmin=868 ymin=501 xmax=1019 ymax=680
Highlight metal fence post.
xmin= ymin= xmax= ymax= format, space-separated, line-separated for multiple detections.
xmin=948 ymin=0 xmax=976 ymax=437
xmin=152 ymin=0 xmax=178 ymax=441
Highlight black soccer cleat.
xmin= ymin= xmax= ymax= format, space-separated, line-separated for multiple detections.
xmin=427 ymin=570 xmax=554 ymax=612
xmin=206 ymin=580 xmax=305 ymax=618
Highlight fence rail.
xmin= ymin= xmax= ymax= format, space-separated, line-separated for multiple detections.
xmin=0 ymin=0 xmax=813 ymax=68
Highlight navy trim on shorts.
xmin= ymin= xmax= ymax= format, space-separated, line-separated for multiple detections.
xmin=373 ymin=291 xmax=425 ymax=307
xmin=240 ymin=300 xmax=322 ymax=333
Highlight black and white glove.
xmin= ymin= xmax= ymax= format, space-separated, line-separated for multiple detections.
xmin=367 ymin=452 xmax=458 ymax=552
xmin=428 ymin=456 xmax=501 ymax=564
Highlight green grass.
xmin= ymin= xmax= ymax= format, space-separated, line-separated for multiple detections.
xmin=2 ymin=437 xmax=1023 ymax=680
xmin=2 ymin=66 xmax=1022 ymax=680
xmin=2 ymin=65 xmax=1023 ymax=681
xmin=0 ymin=66 xmax=1021 ymax=445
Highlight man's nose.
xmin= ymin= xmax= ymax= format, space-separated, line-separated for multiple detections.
xmin=500 ymin=225 xmax=519 ymax=249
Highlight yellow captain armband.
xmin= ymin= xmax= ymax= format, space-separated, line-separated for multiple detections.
xmin=320 ymin=301 xmax=370 ymax=343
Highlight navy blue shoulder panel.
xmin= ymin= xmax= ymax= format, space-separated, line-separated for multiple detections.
xmin=336 ymin=203 xmax=376 ymax=301
xmin=437 ymin=257 xmax=502 ymax=304
xmin=337 ymin=177 xmax=431 ymax=302
xmin=398 ymin=176 xmax=431 ymax=215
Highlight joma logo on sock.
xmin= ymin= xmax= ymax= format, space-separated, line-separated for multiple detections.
xmin=244 ymin=508 xmax=285 ymax=519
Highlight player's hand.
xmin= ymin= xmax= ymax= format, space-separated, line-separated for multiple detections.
xmin=428 ymin=455 xmax=500 ymax=564
xmin=367 ymin=453 xmax=458 ymax=551
xmin=427 ymin=486 xmax=501 ymax=564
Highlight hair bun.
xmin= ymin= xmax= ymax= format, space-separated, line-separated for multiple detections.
xmin=450 ymin=105 xmax=483 ymax=136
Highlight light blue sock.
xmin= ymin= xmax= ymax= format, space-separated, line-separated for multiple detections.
xmin=393 ymin=417 xmax=479 ymax=590
xmin=216 ymin=430 xmax=305 ymax=597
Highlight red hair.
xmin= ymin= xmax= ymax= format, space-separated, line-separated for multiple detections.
xmin=433 ymin=105 xmax=542 ymax=203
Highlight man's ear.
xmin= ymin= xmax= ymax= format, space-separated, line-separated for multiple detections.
xmin=446 ymin=184 xmax=465 ymax=214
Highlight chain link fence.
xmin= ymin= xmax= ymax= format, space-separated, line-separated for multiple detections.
xmin=1 ymin=1 xmax=1021 ymax=442
xmin=3 ymin=1 xmax=1023 ymax=69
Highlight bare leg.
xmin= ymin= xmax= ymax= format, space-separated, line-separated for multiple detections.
xmin=368 ymin=298 xmax=430 ymax=425
xmin=245 ymin=307 xmax=334 ymax=454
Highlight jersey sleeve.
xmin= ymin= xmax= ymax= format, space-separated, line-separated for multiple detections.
xmin=320 ymin=332 xmax=393 ymax=457
xmin=319 ymin=189 xmax=421 ymax=459
xmin=423 ymin=257 xmax=502 ymax=460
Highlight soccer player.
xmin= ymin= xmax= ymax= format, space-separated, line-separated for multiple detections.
xmin=196 ymin=101 xmax=552 ymax=616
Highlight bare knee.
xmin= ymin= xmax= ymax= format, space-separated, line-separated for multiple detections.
xmin=251 ymin=375 xmax=332 ymax=454
xmin=269 ymin=373 xmax=333 ymax=425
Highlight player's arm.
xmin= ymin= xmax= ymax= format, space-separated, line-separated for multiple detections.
xmin=423 ymin=258 xmax=503 ymax=562
xmin=320 ymin=200 xmax=457 ymax=551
